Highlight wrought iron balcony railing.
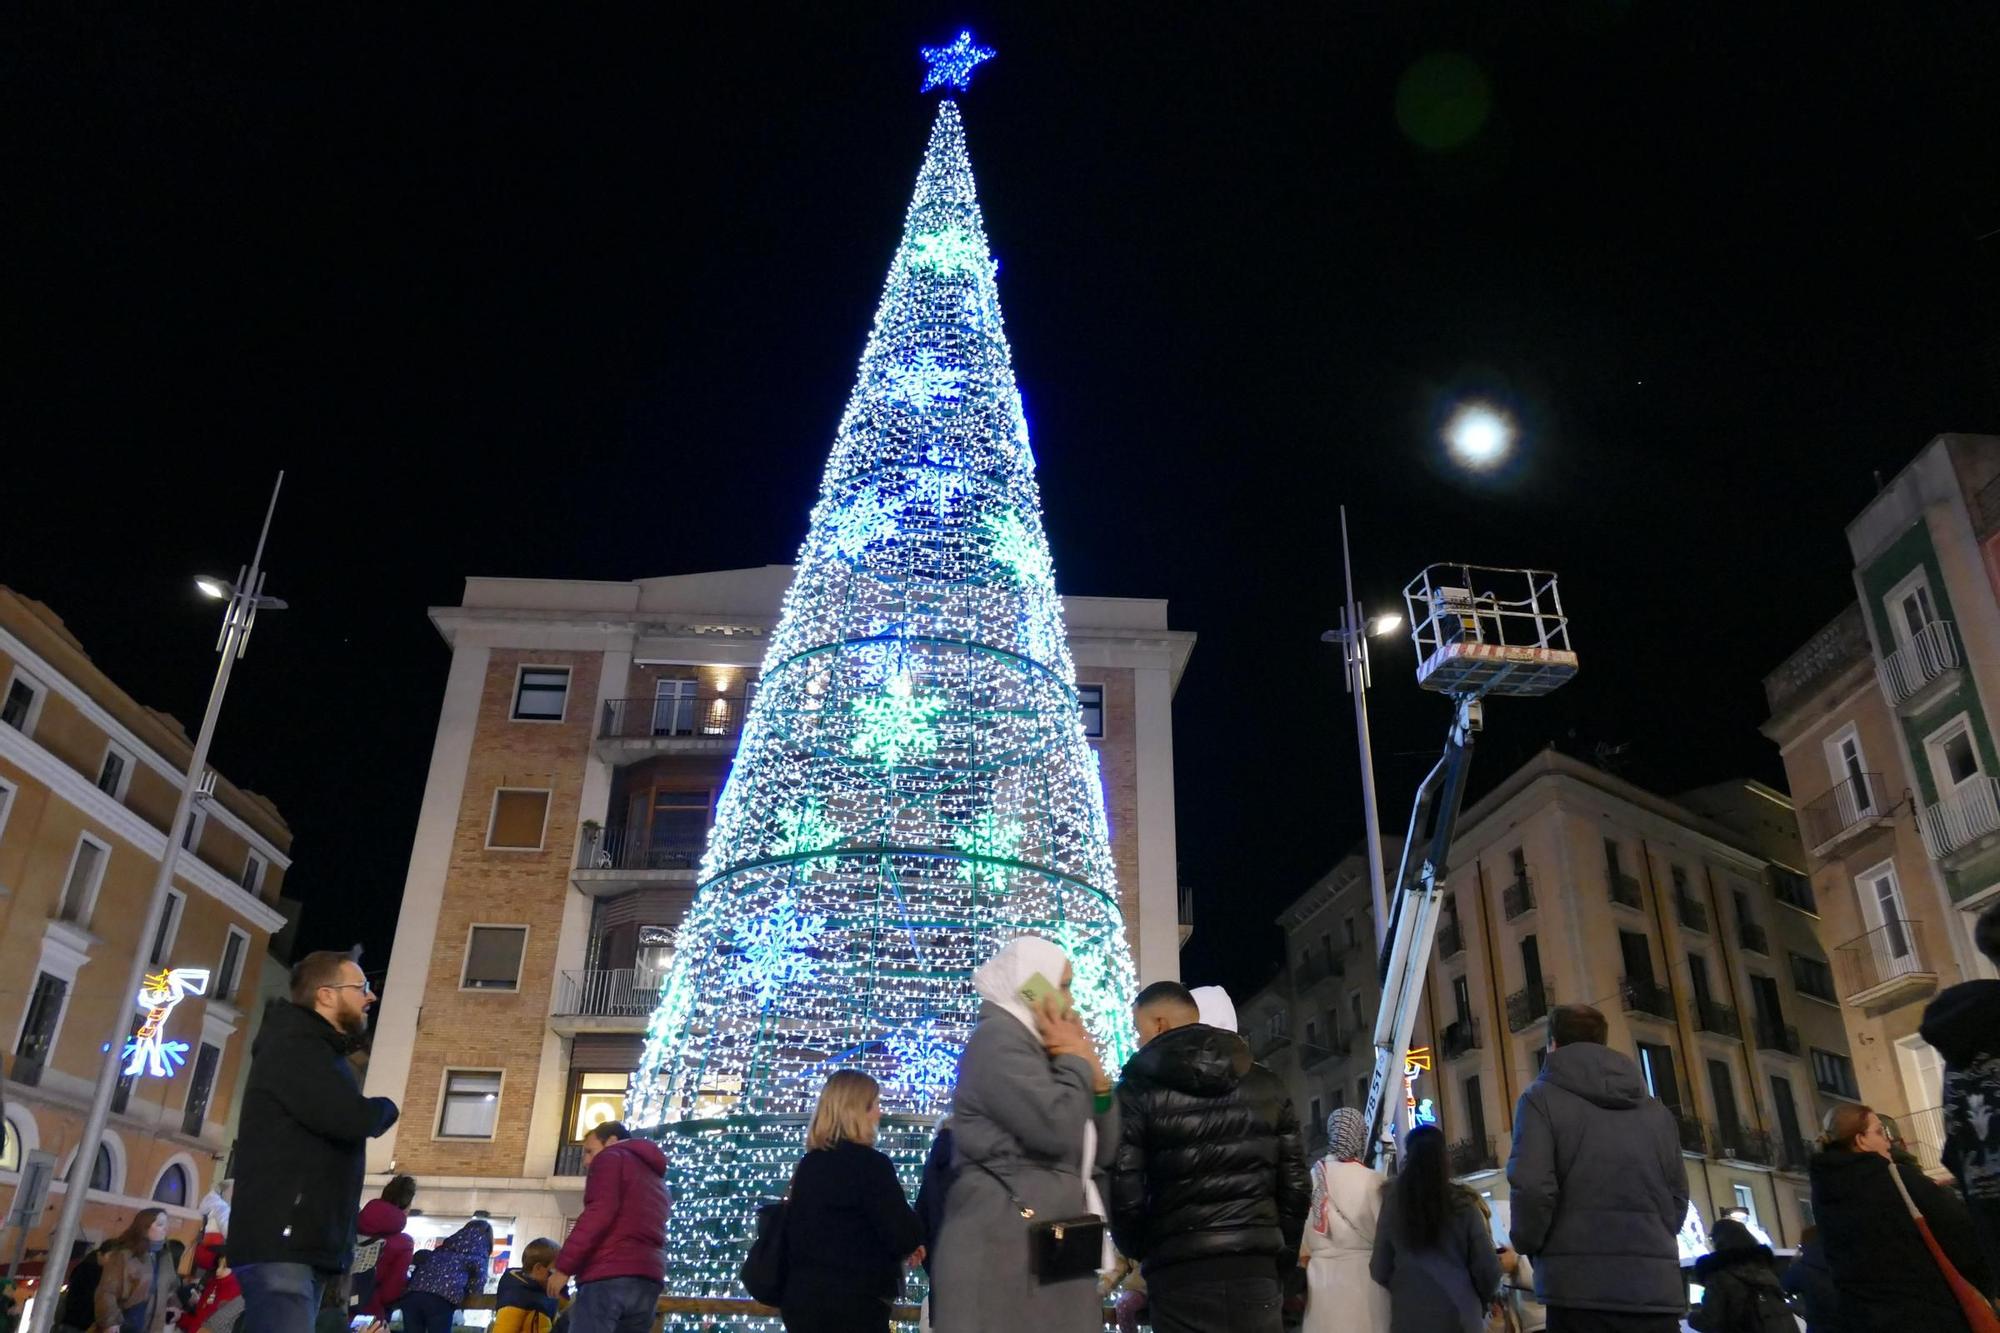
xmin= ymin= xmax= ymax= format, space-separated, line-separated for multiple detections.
xmin=1801 ymin=773 xmax=1887 ymax=855
xmin=1438 ymin=922 xmax=1464 ymax=958
xmin=1607 ymin=871 xmax=1643 ymax=910
xmin=1833 ymin=918 xmax=1937 ymax=1006
xmin=1753 ymin=1020 xmax=1800 ymax=1056
xmin=1671 ymin=1108 xmax=1707 ymax=1155
xmin=600 ymin=693 xmax=753 ymax=742
xmin=1695 ymin=998 xmax=1739 ymax=1037
xmin=1441 ymin=1017 xmax=1482 ymax=1060
xmin=1505 ymin=981 xmax=1553 ymax=1034
xmin=1878 ymin=620 xmax=1961 ymax=709
xmin=1676 ymin=892 xmax=1709 ymax=934
xmin=1620 ymin=975 xmax=1674 ymax=1021
xmin=1447 ymin=1135 xmax=1499 ymax=1176
xmin=1920 ymin=776 xmax=2000 ymax=860
xmin=1710 ymin=1125 xmax=1773 ymax=1166
xmin=577 ymin=826 xmax=706 ymax=873
xmin=1737 ymin=919 xmax=1769 ymax=955
xmin=1503 ymin=875 xmax=1535 ymax=919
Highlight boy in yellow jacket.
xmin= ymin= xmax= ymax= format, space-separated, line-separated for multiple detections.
xmin=493 ymin=1240 xmax=560 ymax=1333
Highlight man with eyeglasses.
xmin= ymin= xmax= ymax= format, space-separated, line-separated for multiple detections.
xmin=233 ymin=950 xmax=400 ymax=1333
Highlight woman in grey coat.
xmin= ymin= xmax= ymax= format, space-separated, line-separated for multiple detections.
xmin=931 ymin=935 xmax=1118 ymax=1333
xmin=1369 ymin=1125 xmax=1503 ymax=1333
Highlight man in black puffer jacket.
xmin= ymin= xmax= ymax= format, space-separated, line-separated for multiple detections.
xmin=1111 ymin=981 xmax=1309 ymax=1333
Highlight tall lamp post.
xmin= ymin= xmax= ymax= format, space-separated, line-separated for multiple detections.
xmin=28 ymin=474 xmax=286 ymax=1333
xmin=1321 ymin=507 xmax=1402 ymax=955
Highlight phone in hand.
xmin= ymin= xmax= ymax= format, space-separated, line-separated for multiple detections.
xmin=1017 ymin=971 xmax=1061 ymax=1014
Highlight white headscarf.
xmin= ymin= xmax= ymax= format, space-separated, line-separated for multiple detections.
xmin=969 ymin=935 xmax=1112 ymax=1268
xmin=971 ymin=934 xmax=1072 ymax=1034
xmin=1190 ymin=985 xmax=1237 ymax=1033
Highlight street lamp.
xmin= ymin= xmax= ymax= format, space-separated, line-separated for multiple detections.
xmin=1321 ymin=506 xmax=1400 ymax=956
xmin=28 ymin=474 xmax=286 ymax=1333
xmin=1443 ymin=400 xmax=1516 ymax=470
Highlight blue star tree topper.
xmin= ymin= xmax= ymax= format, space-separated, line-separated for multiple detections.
xmin=920 ymin=31 xmax=996 ymax=93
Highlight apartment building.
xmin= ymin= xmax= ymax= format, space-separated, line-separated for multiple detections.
xmin=1759 ymin=434 xmax=2000 ymax=1166
xmin=1247 ymin=752 xmax=1849 ymax=1247
xmin=0 ymin=587 xmax=293 ymax=1273
xmin=364 ymin=565 xmax=1194 ymax=1252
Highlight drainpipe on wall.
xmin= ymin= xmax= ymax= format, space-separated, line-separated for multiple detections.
xmin=1472 ymin=857 xmax=1517 ymax=1132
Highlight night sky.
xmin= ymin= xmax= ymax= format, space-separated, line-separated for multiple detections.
xmin=6 ymin=5 xmax=1998 ymax=1004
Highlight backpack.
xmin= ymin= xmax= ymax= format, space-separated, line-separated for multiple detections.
xmin=347 ymin=1235 xmax=387 ymax=1312
xmin=738 ymin=1199 xmax=789 ymax=1306
xmin=1741 ymin=1278 xmax=1800 ymax=1333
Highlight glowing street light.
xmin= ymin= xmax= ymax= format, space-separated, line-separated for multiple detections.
xmin=1444 ymin=400 xmax=1516 ymax=469
xmin=1368 ymin=612 xmax=1403 ymax=638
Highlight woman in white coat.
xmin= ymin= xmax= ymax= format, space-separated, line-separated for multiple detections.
xmin=1300 ymin=1107 xmax=1391 ymax=1333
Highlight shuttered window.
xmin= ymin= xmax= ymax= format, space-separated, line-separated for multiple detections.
xmin=463 ymin=926 xmax=528 ymax=990
xmin=488 ymin=789 xmax=551 ymax=849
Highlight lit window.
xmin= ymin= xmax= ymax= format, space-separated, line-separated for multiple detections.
xmin=438 ymin=1070 xmax=503 ymax=1139
xmin=0 ymin=1118 xmax=19 ymax=1172
xmin=152 ymin=1164 xmax=189 ymax=1206
xmin=1077 ymin=684 xmax=1104 ymax=739
xmin=462 ymin=926 xmax=528 ymax=991
xmin=571 ymin=1072 xmax=630 ymax=1140
xmin=488 ymin=789 xmax=551 ymax=850
xmin=513 ymin=668 xmax=571 ymax=721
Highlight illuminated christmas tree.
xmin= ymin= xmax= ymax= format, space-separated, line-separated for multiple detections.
xmin=630 ymin=36 xmax=1139 ymax=1318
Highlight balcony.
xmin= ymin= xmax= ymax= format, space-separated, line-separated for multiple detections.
xmin=1777 ymin=1136 xmax=1817 ymax=1173
xmin=1920 ymin=776 xmax=2000 ymax=864
xmin=594 ymin=694 xmax=751 ymax=763
xmin=1447 ymin=1135 xmax=1499 ymax=1177
xmin=1710 ymin=1125 xmax=1774 ymax=1168
xmin=1620 ymin=975 xmax=1674 ymax=1021
xmin=1671 ymin=1108 xmax=1707 ymax=1155
xmin=1607 ymin=871 xmax=1643 ymax=911
xmin=1441 ymin=1017 xmax=1481 ymax=1061
xmin=1252 ymin=1031 xmax=1293 ymax=1062
xmin=1833 ymin=918 xmax=1939 ymax=1010
xmin=1505 ymin=980 xmax=1553 ymax=1034
xmin=1887 ymin=1105 xmax=1948 ymax=1174
xmin=1878 ymin=620 xmax=1963 ymax=715
xmin=1295 ymin=952 xmax=1345 ymax=990
xmin=573 ymin=826 xmax=705 ymax=896
xmin=552 ymin=968 xmax=664 ymax=1035
xmin=1753 ymin=1019 xmax=1801 ymax=1056
xmin=1802 ymin=773 xmax=1893 ymax=857
xmin=1675 ymin=892 xmax=1709 ymax=934
xmin=1695 ymin=998 xmax=1740 ymax=1038
xmin=1737 ymin=918 xmax=1769 ymax=955
xmin=1502 ymin=875 xmax=1536 ymax=920
xmin=1300 ymin=1033 xmax=1349 ymax=1071
xmin=1438 ymin=921 xmax=1465 ymax=959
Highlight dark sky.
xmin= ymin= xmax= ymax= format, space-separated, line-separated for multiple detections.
xmin=5 ymin=5 xmax=1998 ymax=1002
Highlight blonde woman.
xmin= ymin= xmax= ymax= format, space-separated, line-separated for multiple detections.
xmin=780 ymin=1070 xmax=924 ymax=1333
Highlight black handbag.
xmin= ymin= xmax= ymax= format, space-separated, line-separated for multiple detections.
xmin=739 ymin=1193 xmax=791 ymax=1305
xmin=967 ymin=1158 xmax=1105 ymax=1284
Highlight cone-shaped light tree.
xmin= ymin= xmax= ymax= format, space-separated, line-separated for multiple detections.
xmin=632 ymin=38 xmax=1138 ymax=1310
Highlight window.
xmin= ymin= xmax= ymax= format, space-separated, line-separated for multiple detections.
xmin=1790 ymin=953 xmax=1837 ymax=1003
xmin=1355 ymin=1077 xmax=1369 ymax=1109
xmin=1671 ymin=865 xmax=1690 ymax=895
xmin=2 ymin=673 xmax=40 ymax=733
xmin=240 ymin=851 xmax=266 ymax=895
xmin=1811 ymin=1048 xmax=1859 ymax=1100
xmin=438 ymin=1070 xmax=504 ymax=1139
xmin=149 ymin=889 xmax=185 ymax=966
xmin=181 ymin=808 xmax=205 ymax=852
xmin=1799 ymin=1196 xmax=1814 ymax=1227
xmin=183 ymin=1042 xmax=221 ymax=1136
xmin=96 ymin=746 xmax=131 ymax=799
xmin=1709 ymin=1059 xmax=1743 ymax=1144
xmin=569 ymin=1072 xmax=630 ymax=1140
xmin=16 ymin=973 xmax=67 ymax=1073
xmin=1888 ymin=569 xmax=1939 ymax=643
xmin=0 ymin=777 xmax=15 ymax=844
xmin=89 ymin=1143 xmax=113 ymax=1192
xmin=1465 ymin=1074 xmax=1487 ymax=1145
xmin=152 ymin=1164 xmax=190 ymax=1206
xmin=0 ymin=1118 xmax=18 ymax=1172
xmin=1826 ymin=727 xmax=1874 ymax=813
xmin=1349 ymin=991 xmax=1364 ymax=1035
xmin=1510 ymin=847 xmax=1528 ymax=880
xmin=462 ymin=926 xmax=528 ymax=991
xmin=215 ymin=928 xmax=249 ymax=1003
xmin=1305 ymin=1019 xmax=1320 ymax=1050
xmin=57 ymin=834 xmax=109 ymax=925
xmin=1731 ymin=1183 xmax=1759 ymax=1229
xmin=1344 ymin=915 xmax=1357 ymax=950
xmin=1452 ymin=975 xmax=1472 ymax=1026
xmin=513 ymin=667 xmax=571 ymax=721
xmin=1603 ymin=837 xmax=1622 ymax=876
xmin=1310 ymin=1097 xmax=1322 ymax=1130
xmin=1077 ymin=684 xmax=1104 ymax=739
xmin=1769 ymin=864 xmax=1815 ymax=914
xmin=1856 ymin=861 xmax=1916 ymax=970
xmin=1637 ymin=1042 xmax=1680 ymax=1110
xmin=634 ymin=926 xmax=676 ymax=992
xmin=1770 ymin=1075 xmax=1804 ymax=1163
xmin=1330 ymin=1089 xmax=1345 ymax=1110
xmin=1927 ymin=716 xmax=1982 ymax=792
xmin=1266 ymin=1009 xmax=1285 ymax=1040
xmin=487 ymin=788 xmax=551 ymax=850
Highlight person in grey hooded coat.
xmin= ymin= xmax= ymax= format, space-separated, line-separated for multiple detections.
xmin=931 ymin=936 xmax=1118 ymax=1333
xmin=1506 ymin=1003 xmax=1688 ymax=1333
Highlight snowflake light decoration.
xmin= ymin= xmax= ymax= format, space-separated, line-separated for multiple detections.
xmin=953 ymin=808 xmax=1024 ymax=881
xmin=883 ymin=348 xmax=965 ymax=412
xmin=850 ymin=672 xmax=946 ymax=766
xmin=985 ymin=509 xmax=1054 ymax=586
xmin=827 ymin=490 xmax=904 ymax=561
xmin=729 ymin=896 xmax=829 ymax=1007
xmin=771 ymin=799 xmax=839 ymax=858
xmin=883 ymin=1018 xmax=962 ymax=1102
xmin=909 ymin=226 xmax=989 ymax=277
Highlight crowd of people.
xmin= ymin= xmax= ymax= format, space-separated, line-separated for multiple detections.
xmin=38 ymin=897 xmax=2000 ymax=1333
